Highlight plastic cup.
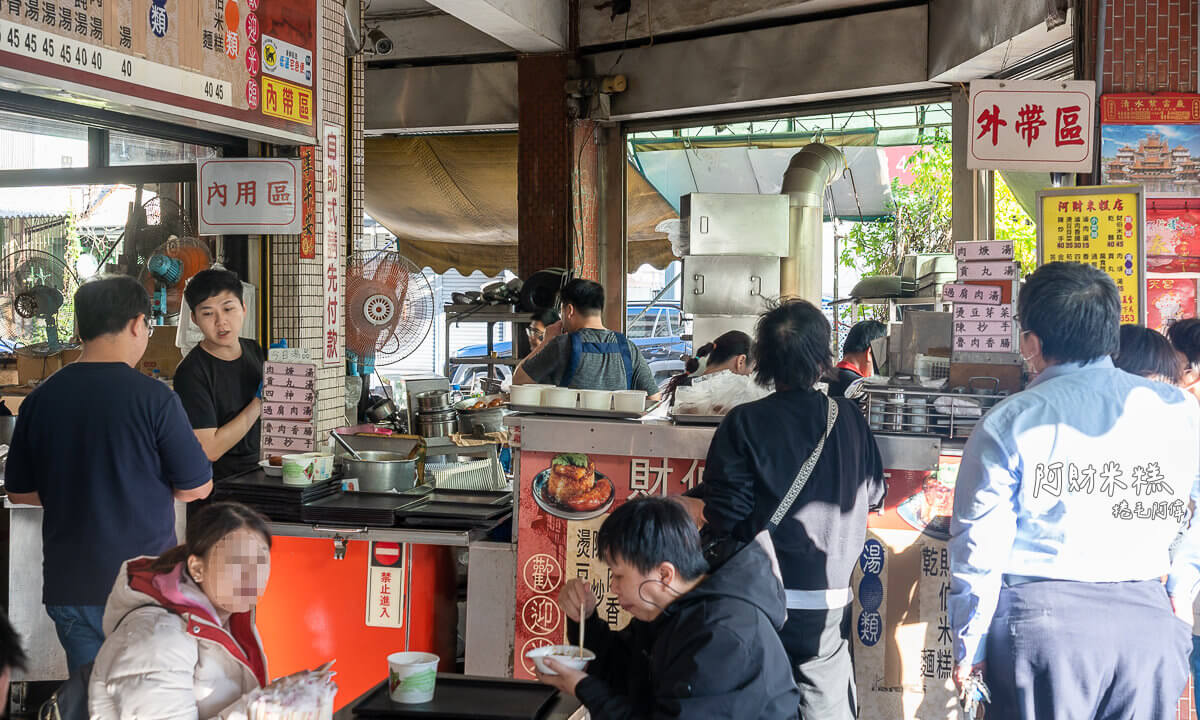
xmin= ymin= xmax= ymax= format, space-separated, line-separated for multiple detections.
xmin=387 ymin=652 xmax=439 ymax=704
xmin=613 ymin=390 xmax=648 ymax=413
xmin=578 ymin=390 xmax=613 ymax=411
xmin=281 ymin=454 xmax=316 ymax=486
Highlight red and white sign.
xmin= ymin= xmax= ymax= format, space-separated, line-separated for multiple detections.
xmin=942 ymin=284 xmax=1002 ymax=305
xmin=366 ymin=542 xmax=405 ymax=629
xmin=323 ymin=124 xmax=345 ymax=368
xmin=954 ymin=241 xmax=1015 ymax=262
xmin=957 ymin=261 xmax=1019 ymax=282
xmin=197 ymin=158 xmax=302 ymax=235
xmin=968 ymin=80 xmax=1096 ymax=172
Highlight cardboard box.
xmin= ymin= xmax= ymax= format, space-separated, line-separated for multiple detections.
xmin=138 ymin=332 xmax=183 ymax=378
xmin=16 ymin=348 xmax=82 ymax=385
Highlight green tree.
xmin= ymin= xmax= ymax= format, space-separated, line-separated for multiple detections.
xmin=837 ymin=136 xmax=1036 ymax=323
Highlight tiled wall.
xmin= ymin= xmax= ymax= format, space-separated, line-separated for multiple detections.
xmin=270 ymin=0 xmax=363 ymax=436
xmin=1102 ymin=0 xmax=1197 ymax=93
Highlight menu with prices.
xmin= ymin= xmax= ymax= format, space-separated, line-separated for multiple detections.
xmin=951 ymin=241 xmax=1019 ymax=355
xmin=261 ymin=360 xmax=317 ymax=457
xmin=1037 ymin=185 xmax=1145 ymax=324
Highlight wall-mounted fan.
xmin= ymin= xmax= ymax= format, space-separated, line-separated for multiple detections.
xmin=138 ymin=235 xmax=213 ymax=324
xmin=0 ymin=249 xmax=80 ymax=354
xmin=345 ymin=249 xmax=434 ymax=371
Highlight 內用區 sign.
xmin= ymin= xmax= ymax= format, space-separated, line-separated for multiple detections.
xmin=197 ymin=158 xmax=301 ymax=235
xmin=1037 ymin=185 xmax=1145 ymax=324
xmin=968 ymin=80 xmax=1096 ymax=172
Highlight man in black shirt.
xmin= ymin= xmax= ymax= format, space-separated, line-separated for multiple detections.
xmin=173 ymin=269 xmax=265 ymax=481
xmin=5 ymin=275 xmax=212 ymax=673
xmin=825 ymin=320 xmax=885 ymax=397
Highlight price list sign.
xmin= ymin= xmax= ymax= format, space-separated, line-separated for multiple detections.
xmin=0 ymin=1 xmax=317 ymax=144
xmin=1036 ymin=185 xmax=1145 ymax=325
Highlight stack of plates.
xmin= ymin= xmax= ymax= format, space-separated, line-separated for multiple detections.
xmin=213 ymin=469 xmax=341 ymax=523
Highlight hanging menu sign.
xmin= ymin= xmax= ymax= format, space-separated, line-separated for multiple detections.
xmin=323 ymin=123 xmax=344 ymax=368
xmin=0 ymin=1 xmax=318 ymax=144
xmin=1036 ymin=185 xmax=1145 ymax=324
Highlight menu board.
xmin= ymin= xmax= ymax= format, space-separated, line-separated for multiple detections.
xmin=0 ymin=0 xmax=318 ymax=144
xmin=1036 ymin=185 xmax=1145 ymax=325
xmin=261 ymin=360 xmax=317 ymax=456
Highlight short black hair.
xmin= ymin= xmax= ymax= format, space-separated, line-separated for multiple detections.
xmin=560 ymin=279 xmax=604 ymax=316
xmin=74 ymin=274 xmax=151 ymax=341
xmin=531 ymin=308 xmax=560 ymax=326
xmin=597 ymin=497 xmax=708 ymax=581
xmin=184 ymin=269 xmax=243 ymax=312
xmin=1115 ymin=324 xmax=1182 ymax=383
xmin=1017 ymin=262 xmax=1120 ymax=364
xmin=843 ymin=320 xmax=886 ymax=355
xmin=0 ymin=609 xmax=26 ymax=673
xmin=752 ymin=299 xmax=832 ymax=390
xmin=1168 ymin=318 xmax=1200 ymax=370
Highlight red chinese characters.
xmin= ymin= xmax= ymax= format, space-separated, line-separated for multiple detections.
xmin=1055 ymin=105 xmax=1084 ymax=146
xmin=975 ymin=104 xmax=1007 ymax=146
xmin=1015 ymin=104 xmax=1046 ymax=147
xmin=267 ymin=180 xmax=291 ymax=207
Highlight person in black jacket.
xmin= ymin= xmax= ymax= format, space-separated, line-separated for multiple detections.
xmin=536 ymin=498 xmax=799 ymax=720
xmin=682 ymin=300 xmax=885 ymax=720
xmin=824 ymin=319 xmax=885 ymax=397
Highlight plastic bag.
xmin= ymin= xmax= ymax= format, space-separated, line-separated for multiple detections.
xmin=674 ymin=370 xmax=771 ymax=415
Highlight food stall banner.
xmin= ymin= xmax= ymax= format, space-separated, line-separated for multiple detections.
xmin=0 ymin=1 xmax=318 ymax=144
xmin=1148 ymin=278 xmax=1198 ymax=334
xmin=1101 ymin=94 xmax=1200 ymax=124
xmin=323 ymin=123 xmax=344 ymax=368
xmin=1036 ymin=185 xmax=1145 ymax=324
xmin=197 ymin=158 xmax=301 ymax=235
xmin=968 ymin=80 xmax=1096 ymax=172
xmin=513 ymin=449 xmax=705 ymax=680
xmin=300 ymin=146 xmax=317 ymax=258
xmin=1146 ymin=198 xmax=1200 ymax=273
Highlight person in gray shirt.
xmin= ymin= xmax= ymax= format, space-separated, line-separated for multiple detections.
xmin=514 ymin=279 xmax=661 ymax=400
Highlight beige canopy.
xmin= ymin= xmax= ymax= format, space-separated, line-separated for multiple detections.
xmin=365 ymin=134 xmax=676 ymax=275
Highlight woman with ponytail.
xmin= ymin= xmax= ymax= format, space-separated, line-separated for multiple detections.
xmin=667 ymin=331 xmax=753 ymax=402
xmin=89 ymin=502 xmax=280 ymax=719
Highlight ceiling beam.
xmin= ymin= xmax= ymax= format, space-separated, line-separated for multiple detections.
xmin=423 ymin=0 xmax=566 ymax=52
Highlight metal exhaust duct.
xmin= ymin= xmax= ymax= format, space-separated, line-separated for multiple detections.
xmin=779 ymin=143 xmax=845 ymax=305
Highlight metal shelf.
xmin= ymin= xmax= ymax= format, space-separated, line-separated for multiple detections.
xmin=267 ymin=521 xmax=498 ymax=547
xmin=444 ymin=304 xmax=534 ymax=384
xmin=449 ymin=356 xmax=519 ymax=366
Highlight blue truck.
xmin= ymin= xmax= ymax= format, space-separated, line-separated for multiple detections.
xmin=450 ymin=302 xmax=690 ymax=390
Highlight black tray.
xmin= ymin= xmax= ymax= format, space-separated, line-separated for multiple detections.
xmin=394 ymin=501 xmax=511 ymax=522
xmin=351 ymin=676 xmax=557 ymax=719
xmin=301 ymin=493 xmax=408 ymax=526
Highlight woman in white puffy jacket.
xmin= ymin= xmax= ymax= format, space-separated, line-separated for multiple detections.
xmin=89 ymin=502 xmax=273 ymax=720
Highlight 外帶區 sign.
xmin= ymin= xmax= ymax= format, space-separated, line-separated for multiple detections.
xmin=197 ymin=158 xmax=302 ymax=235
xmin=968 ymin=80 xmax=1096 ymax=172
xmin=1036 ymin=185 xmax=1145 ymax=325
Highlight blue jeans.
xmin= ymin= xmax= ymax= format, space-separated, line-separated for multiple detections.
xmin=1192 ymin=635 xmax=1200 ymax=709
xmin=45 ymin=605 xmax=106 ymax=673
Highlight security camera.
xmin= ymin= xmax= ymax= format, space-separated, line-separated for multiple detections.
xmin=367 ymin=26 xmax=393 ymax=56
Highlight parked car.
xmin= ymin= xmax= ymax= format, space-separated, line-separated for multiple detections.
xmin=450 ymin=302 xmax=690 ymax=391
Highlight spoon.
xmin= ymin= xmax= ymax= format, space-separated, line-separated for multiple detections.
xmin=329 ymin=430 xmax=363 ymax=461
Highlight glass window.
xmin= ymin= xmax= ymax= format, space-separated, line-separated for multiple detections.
xmin=628 ymin=309 xmax=658 ymax=339
xmin=0 ymin=111 xmax=88 ymax=170
xmin=109 ymin=131 xmax=218 ymax=166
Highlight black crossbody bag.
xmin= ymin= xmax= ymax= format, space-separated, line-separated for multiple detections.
xmin=700 ymin=397 xmax=839 ymax=570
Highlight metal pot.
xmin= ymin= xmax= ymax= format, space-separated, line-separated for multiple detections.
xmin=366 ymin=397 xmax=399 ymax=423
xmin=457 ymin=407 xmax=506 ymax=436
xmin=0 ymin=416 xmax=16 ymax=446
xmin=341 ymin=451 xmax=419 ymax=493
xmin=415 ymin=390 xmax=452 ymax=413
xmin=416 ymin=409 xmax=458 ymax=438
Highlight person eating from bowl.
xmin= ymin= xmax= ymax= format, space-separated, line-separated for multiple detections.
xmin=173 ymin=269 xmax=265 ymax=482
xmin=514 ymin=279 xmax=661 ymax=401
xmin=536 ymin=497 xmax=799 ymax=719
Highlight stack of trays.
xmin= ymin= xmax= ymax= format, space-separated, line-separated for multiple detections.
xmin=213 ymin=469 xmax=341 ymax=523
xmin=301 ymin=492 xmax=412 ymax=526
xmin=393 ymin=488 xmax=512 ymax=529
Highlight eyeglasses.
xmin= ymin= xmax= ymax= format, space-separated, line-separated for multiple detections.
xmin=526 ymin=328 xmax=545 ymax=341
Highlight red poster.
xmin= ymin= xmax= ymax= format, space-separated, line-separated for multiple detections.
xmin=513 ymin=451 xmax=704 ymax=679
xmin=866 ymin=457 xmax=960 ymax=541
xmin=300 ymin=146 xmax=316 ymax=258
xmin=1147 ymin=199 xmax=1200 ymax=273
xmin=1147 ymin=278 xmax=1198 ymax=334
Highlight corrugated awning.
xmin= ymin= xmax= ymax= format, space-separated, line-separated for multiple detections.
xmin=365 ymin=134 xmax=676 ymax=276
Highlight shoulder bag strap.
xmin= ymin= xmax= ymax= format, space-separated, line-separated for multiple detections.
xmin=766 ymin=397 xmax=839 ymax=532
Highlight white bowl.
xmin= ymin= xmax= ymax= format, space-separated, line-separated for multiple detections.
xmin=525 ymin=645 xmax=596 ymax=675
xmin=542 ymin=387 xmax=579 ymax=409
xmin=578 ymin=389 xmax=613 ymax=411
xmin=259 ymin=459 xmax=282 ymax=477
xmin=613 ymin=390 xmax=648 ymax=413
xmin=387 ymin=651 xmax=439 ymax=704
xmin=509 ymin=384 xmax=547 ymax=406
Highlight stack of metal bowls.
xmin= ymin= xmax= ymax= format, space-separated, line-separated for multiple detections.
xmin=414 ymin=390 xmax=457 ymax=438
